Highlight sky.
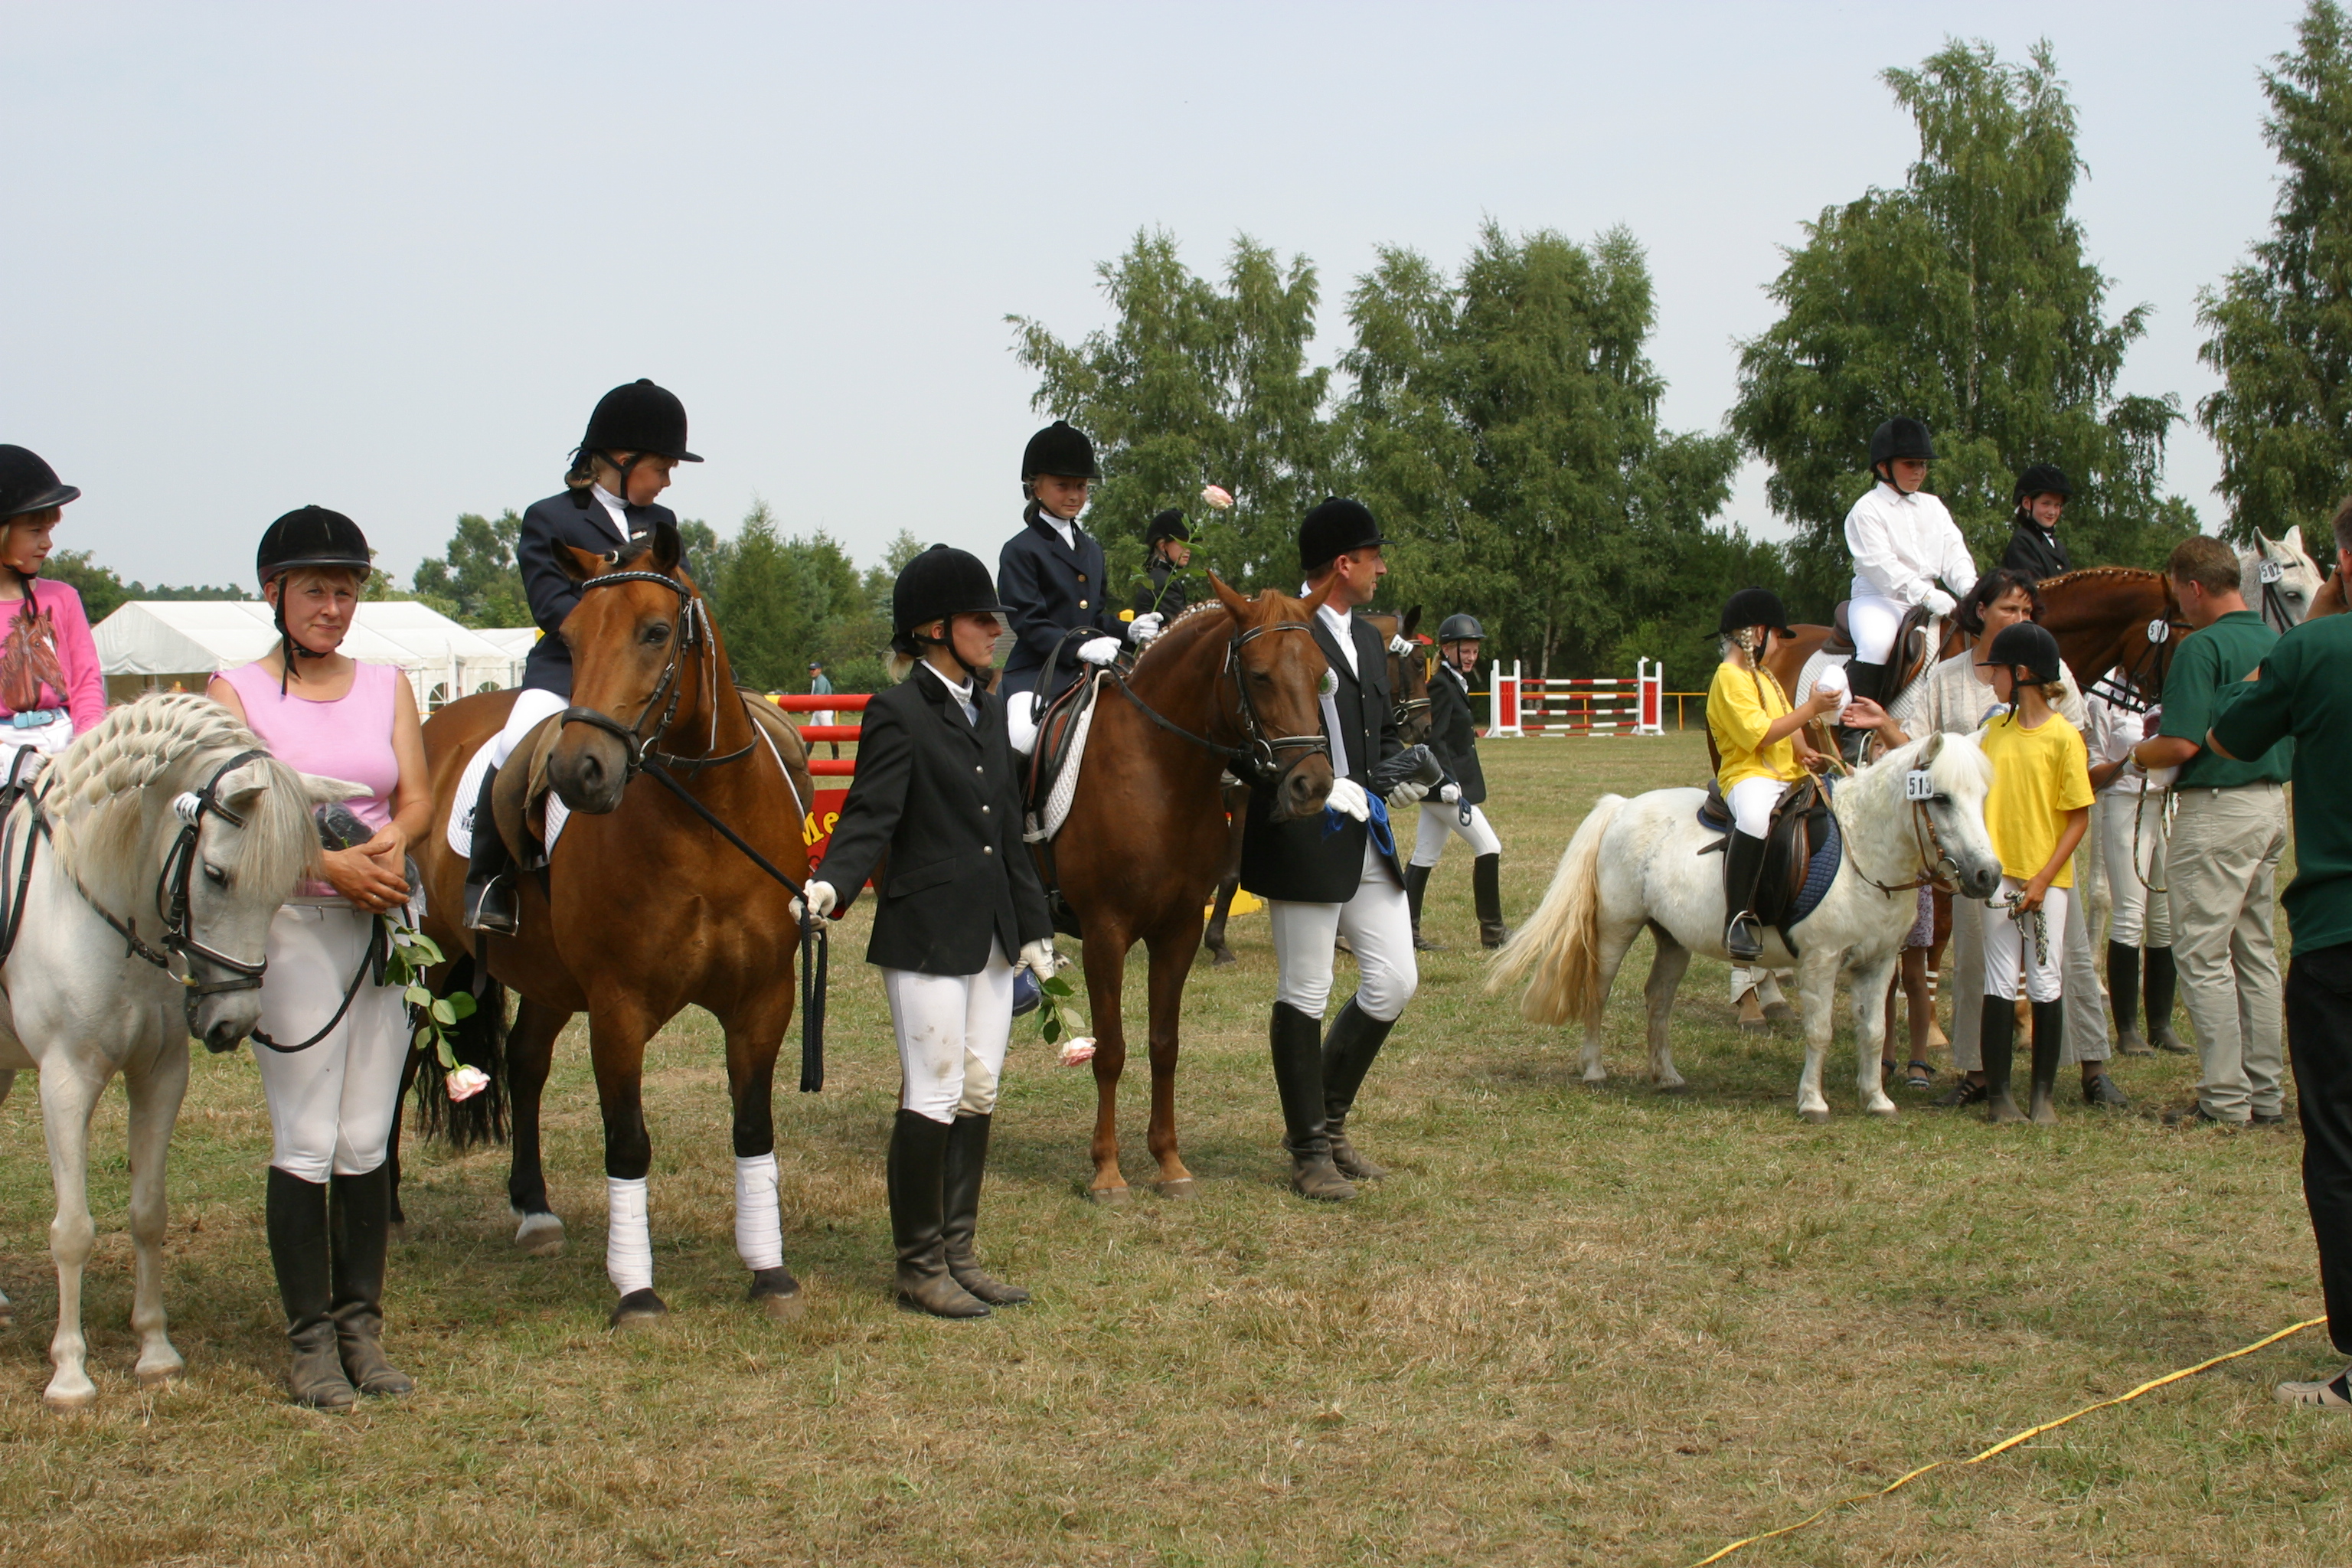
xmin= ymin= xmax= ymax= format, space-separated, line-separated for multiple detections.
xmin=0 ymin=1 xmax=2315 ymax=591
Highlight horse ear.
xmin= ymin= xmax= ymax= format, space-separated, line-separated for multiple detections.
xmin=1208 ymin=571 xmax=1252 ymax=621
xmin=647 ymin=517 xmax=681 ymax=577
xmin=299 ymin=772 xmax=371 ymax=805
xmin=559 ymin=544 xmax=611 ymax=584
xmin=1921 ymin=730 xmax=1944 ymax=766
xmin=212 ymin=758 xmax=275 ymax=808
xmin=1302 ymin=575 xmax=1338 ymax=615
xmin=1401 ymin=606 xmax=1421 ymax=639
xmin=2284 ymin=524 xmax=2305 ymax=557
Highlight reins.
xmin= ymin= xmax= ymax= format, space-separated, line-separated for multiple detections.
xmin=1099 ymin=615 xmax=1333 ymax=792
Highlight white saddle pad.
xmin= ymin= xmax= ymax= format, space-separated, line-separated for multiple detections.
xmin=1021 ymin=678 xmax=1098 ymax=845
xmin=444 ymin=746 xmax=569 ymax=859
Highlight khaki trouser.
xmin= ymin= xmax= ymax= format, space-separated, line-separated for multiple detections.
xmin=2165 ymin=784 xmax=2287 ymax=1122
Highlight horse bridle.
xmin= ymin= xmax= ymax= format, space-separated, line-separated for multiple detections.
xmin=1842 ymin=768 xmax=1965 ymax=897
xmin=557 ymin=569 xmax=751 ymax=779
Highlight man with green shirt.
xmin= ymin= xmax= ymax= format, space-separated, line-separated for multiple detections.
xmin=2132 ymin=534 xmax=2292 ymax=1127
xmin=2207 ymin=501 xmax=2352 ymax=1409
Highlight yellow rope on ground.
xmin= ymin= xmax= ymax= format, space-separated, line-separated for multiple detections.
xmin=1689 ymin=1315 xmax=2328 ymax=1567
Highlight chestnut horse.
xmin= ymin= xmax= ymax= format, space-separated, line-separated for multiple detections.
xmin=412 ymin=521 xmax=818 ymax=1325
xmin=1041 ymin=577 xmax=1338 ymax=1200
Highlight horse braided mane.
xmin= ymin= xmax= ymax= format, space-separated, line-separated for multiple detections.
xmin=2034 ymin=565 xmax=2160 ymax=593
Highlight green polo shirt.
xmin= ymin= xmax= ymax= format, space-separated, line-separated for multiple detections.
xmin=2210 ymin=613 xmax=2352 ymax=956
xmin=2158 ymin=609 xmax=2292 ymax=787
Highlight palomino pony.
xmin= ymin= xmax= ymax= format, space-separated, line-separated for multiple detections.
xmin=0 ymin=695 xmax=349 ymax=1407
xmin=1040 ymin=577 xmax=1338 ymax=1200
xmin=1488 ymin=733 xmax=2003 ymax=1121
xmin=413 ymin=521 xmax=818 ymax=1325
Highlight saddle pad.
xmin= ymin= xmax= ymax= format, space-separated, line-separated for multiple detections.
xmin=1023 ymin=683 xmax=1097 ymax=844
xmin=443 ymin=731 xmax=572 ymax=860
xmin=1787 ymin=811 xmax=1841 ymax=927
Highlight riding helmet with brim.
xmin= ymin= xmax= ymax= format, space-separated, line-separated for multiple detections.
xmin=1717 ymin=587 xmax=1794 ymax=639
xmin=581 ymin=379 xmax=701 ymax=463
xmin=0 ymin=446 xmax=80 ymax=521
xmin=2013 ymin=463 xmax=2073 ymax=504
xmin=257 ymin=505 xmax=372 ymax=586
xmin=1022 ymin=420 xmax=1100 ymax=482
xmin=1145 ymin=508 xmax=1189 ymax=547
xmin=1437 ymin=612 xmax=1485 ymax=642
xmin=893 ymin=544 xmax=1014 ymax=648
xmin=1978 ymin=620 xmax=2063 ymax=684
xmin=1299 ymin=497 xmax=1387 ymax=575
xmin=1868 ymin=417 xmax=1936 ymax=469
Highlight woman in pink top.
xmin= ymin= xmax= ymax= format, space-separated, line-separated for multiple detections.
xmin=0 ymin=446 xmax=106 ymax=768
xmin=211 ymin=507 xmax=432 ymax=1411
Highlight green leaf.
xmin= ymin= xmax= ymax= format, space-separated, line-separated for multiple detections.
xmin=446 ymin=991 xmax=478 ymax=1021
xmin=430 ymin=999 xmax=457 ymax=1026
xmin=404 ymin=984 xmax=432 ymax=1008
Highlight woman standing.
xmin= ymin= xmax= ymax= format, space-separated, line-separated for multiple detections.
xmin=210 ymin=507 xmax=433 ymax=1408
xmin=792 ymin=546 xmax=1055 ymax=1319
xmin=0 ymin=446 xmax=104 ymax=769
xmin=1408 ymin=612 xmax=1510 ymax=951
xmin=1708 ymin=589 xmax=1840 ymax=960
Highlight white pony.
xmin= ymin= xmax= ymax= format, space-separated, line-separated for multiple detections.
xmin=1488 ymin=732 xmax=2004 ymax=1121
xmin=0 ymin=694 xmax=351 ymax=1410
xmin=2243 ymin=526 xmax=2325 ymax=629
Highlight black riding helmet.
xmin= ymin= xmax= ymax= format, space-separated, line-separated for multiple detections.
xmin=1868 ymin=417 xmax=1936 ymax=475
xmin=1144 ymin=508 xmax=1189 ymax=547
xmin=893 ymin=544 xmax=1014 ymax=668
xmin=573 ymin=380 xmax=700 ymax=513
xmin=1022 ymin=420 xmax=1100 ymax=485
xmin=257 ymin=505 xmax=372 ymax=691
xmin=2012 ymin=463 xmax=2073 ymax=506
xmin=1299 ymin=497 xmax=1387 ymax=576
xmin=1717 ymin=587 xmax=1794 ymax=639
xmin=0 ymin=446 xmax=80 ymax=522
xmin=1437 ymin=612 xmax=1485 ymax=642
xmin=1978 ymin=619 xmax=2064 ymax=685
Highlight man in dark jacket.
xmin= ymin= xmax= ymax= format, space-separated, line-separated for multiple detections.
xmin=1129 ymin=508 xmax=1194 ymax=621
xmin=998 ymin=421 xmax=1159 ymax=753
xmin=1407 ymin=613 xmax=1510 ymax=951
xmin=1240 ymin=498 xmax=1436 ymax=1202
xmin=1999 ymin=464 xmax=2073 ymax=582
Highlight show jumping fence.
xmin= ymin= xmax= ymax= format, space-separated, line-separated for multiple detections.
xmin=767 ymin=693 xmax=865 ymax=865
xmin=1485 ymin=659 xmax=1665 ymax=737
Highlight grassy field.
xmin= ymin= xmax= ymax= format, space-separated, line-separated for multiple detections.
xmin=2 ymin=733 xmax=2344 ymax=1566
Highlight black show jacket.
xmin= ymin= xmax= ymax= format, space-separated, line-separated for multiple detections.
xmin=998 ymin=504 xmax=1130 ymax=701
xmin=817 ymin=665 xmax=1053 ymax=975
xmin=514 ymin=487 xmax=677 ymax=697
xmin=1998 ymin=518 xmax=2071 ymax=583
xmin=1240 ymin=610 xmax=1406 ymax=904
xmin=1427 ymin=663 xmax=1488 ymax=805
xmin=1130 ymin=557 xmax=1192 ymax=619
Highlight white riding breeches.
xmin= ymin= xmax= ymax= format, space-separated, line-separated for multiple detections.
xmin=1983 ymin=880 xmax=2068 ymax=1004
xmin=2100 ymin=790 xmax=2171 ymax=947
xmin=1269 ymin=843 xmax=1419 ymax=1022
xmin=250 ymin=905 xmax=410 ymax=1183
xmin=882 ymin=940 xmax=1016 ymax=1125
xmin=1410 ymin=801 xmax=1501 ymax=866
xmin=488 ymin=686 xmax=569 ymax=769
xmin=1845 ymin=593 xmax=1909 ymax=667
xmin=1726 ymin=776 xmax=1789 ymax=839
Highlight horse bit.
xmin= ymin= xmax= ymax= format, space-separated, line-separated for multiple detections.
xmin=1104 ymin=619 xmax=1334 ymax=791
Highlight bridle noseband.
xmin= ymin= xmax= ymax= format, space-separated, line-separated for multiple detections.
xmin=1844 ymin=764 xmax=1967 ymax=897
xmin=1221 ymin=620 xmax=1334 ymax=786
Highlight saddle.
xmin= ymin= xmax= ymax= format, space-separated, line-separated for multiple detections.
xmin=1021 ymin=671 xmax=1100 ymax=830
xmin=1825 ymin=600 xmax=1939 ymax=711
xmin=490 ymin=714 xmax=565 ymax=871
xmin=1697 ymin=775 xmax=1838 ymax=952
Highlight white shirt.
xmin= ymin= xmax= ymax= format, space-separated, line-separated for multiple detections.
xmin=591 ymin=484 xmax=632 ymax=544
xmin=2082 ymin=678 xmax=2153 ymax=795
xmin=1039 ymin=509 xmax=1078 ymax=550
xmin=1314 ymin=600 xmax=1359 ymax=778
xmin=1844 ymin=482 xmax=1977 ymax=607
xmin=917 ymin=661 xmax=978 ymax=726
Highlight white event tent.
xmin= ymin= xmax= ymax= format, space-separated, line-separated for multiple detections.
xmin=93 ymin=601 xmax=528 ymax=711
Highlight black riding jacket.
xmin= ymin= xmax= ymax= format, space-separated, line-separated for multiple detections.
xmin=998 ymin=504 xmax=1133 ymax=701
xmin=514 ymin=487 xmax=675 ymax=697
xmin=1427 ymin=664 xmax=1488 ymax=806
xmin=1240 ymin=611 xmax=1406 ymax=904
xmin=1998 ymin=518 xmax=2070 ymax=583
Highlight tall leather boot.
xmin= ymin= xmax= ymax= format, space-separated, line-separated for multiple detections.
xmin=267 ymin=1168 xmax=357 ymax=1410
xmin=2145 ymin=946 xmax=2190 ymax=1053
xmin=328 ymin=1165 xmax=413 ymax=1396
xmin=887 ymin=1110 xmax=988 ymax=1318
xmin=1723 ymin=831 xmax=1769 ymax=962
xmin=1269 ymin=1004 xmax=1353 ymax=1201
xmin=1472 ymin=853 xmax=1512 ymax=949
xmin=941 ymin=1114 xmax=1028 ymax=1306
xmin=462 ymin=763 xmax=518 ymax=936
xmin=1403 ymin=861 xmax=1442 ymax=952
xmin=2027 ymin=999 xmax=2064 ymax=1126
xmin=1321 ymin=1000 xmax=1396 ymax=1182
xmin=1981 ymin=995 xmax=2024 ymax=1124
xmin=2108 ymin=940 xmax=2150 ymax=1055
xmin=1838 ymin=660 xmax=1887 ymax=764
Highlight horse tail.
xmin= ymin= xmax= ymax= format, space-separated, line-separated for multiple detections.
xmin=410 ymin=952 xmax=509 ymax=1149
xmin=1486 ymin=793 xmax=1624 ymax=1027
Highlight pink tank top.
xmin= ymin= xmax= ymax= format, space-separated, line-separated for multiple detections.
xmin=220 ymin=661 xmax=402 ymax=837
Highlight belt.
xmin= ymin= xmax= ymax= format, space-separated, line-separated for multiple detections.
xmin=6 ymin=709 xmax=66 ymax=730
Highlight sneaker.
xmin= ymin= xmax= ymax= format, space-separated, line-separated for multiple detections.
xmin=2275 ymin=1367 xmax=2352 ymax=1410
xmin=2082 ymin=1073 xmax=2132 ymax=1109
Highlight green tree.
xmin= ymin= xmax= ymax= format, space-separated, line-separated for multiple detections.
xmin=42 ymin=551 xmax=251 ymax=624
xmin=2198 ymin=1 xmax=2352 ymax=544
xmin=412 ymin=511 xmax=528 ymax=627
xmin=1733 ymin=39 xmax=2194 ymax=612
xmin=1011 ymin=230 xmax=1341 ymax=592
xmin=701 ymin=501 xmax=872 ymax=693
xmin=1344 ymin=224 xmax=1742 ymax=680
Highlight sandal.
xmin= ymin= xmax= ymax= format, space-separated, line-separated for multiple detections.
xmin=1904 ymin=1060 xmax=1935 ymax=1091
xmin=2275 ymin=1367 xmax=2352 ymax=1410
xmin=1930 ymin=1077 xmax=1988 ymax=1109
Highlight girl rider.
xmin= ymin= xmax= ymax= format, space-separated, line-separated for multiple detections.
xmin=1130 ymin=508 xmax=1194 ymax=621
xmin=1709 ymin=588 xmax=1840 ymax=962
xmin=1410 ymin=612 xmax=1510 ymax=951
xmin=1841 ymin=418 xmax=1977 ymax=759
xmin=2000 ymin=465 xmax=2073 ymax=582
xmin=0 ymin=446 xmax=104 ymax=769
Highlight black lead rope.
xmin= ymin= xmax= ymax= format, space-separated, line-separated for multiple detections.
xmin=245 ymin=917 xmax=386 ymax=1055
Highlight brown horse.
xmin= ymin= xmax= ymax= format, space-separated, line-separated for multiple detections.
xmin=411 ymin=522 xmax=818 ymax=1325
xmin=1040 ymin=577 xmax=1338 ymax=1200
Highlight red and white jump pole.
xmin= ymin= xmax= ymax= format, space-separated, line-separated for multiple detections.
xmin=1485 ymin=660 xmax=1664 ymax=737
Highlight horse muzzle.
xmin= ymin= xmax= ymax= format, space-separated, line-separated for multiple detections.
xmin=1269 ymin=755 xmax=1335 ymax=823
xmin=548 ymin=726 xmax=632 ymax=815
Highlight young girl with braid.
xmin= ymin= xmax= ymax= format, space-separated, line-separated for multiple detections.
xmin=1707 ymin=589 xmax=1840 ymax=960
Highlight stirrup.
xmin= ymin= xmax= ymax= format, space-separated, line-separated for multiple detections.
xmin=1724 ymin=910 xmax=1764 ymax=962
xmin=463 ymin=874 xmax=518 ymax=936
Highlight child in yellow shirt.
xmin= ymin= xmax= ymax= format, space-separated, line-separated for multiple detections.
xmin=1974 ymin=620 xmax=2095 ymax=1125
xmin=1708 ymin=589 xmax=1841 ymax=959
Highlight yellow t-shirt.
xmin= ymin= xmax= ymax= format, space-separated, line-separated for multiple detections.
xmin=1709 ymin=659 xmax=1805 ymax=791
xmin=1977 ymin=710 xmax=2095 ymax=887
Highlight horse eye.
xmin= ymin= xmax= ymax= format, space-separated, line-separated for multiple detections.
xmin=202 ymin=863 xmax=229 ymax=887
xmin=642 ymin=622 xmax=671 ymax=645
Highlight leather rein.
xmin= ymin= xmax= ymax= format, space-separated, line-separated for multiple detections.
xmin=1102 ymin=618 xmax=1333 ymax=791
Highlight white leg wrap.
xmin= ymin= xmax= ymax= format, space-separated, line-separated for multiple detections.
xmin=732 ymin=1153 xmax=783 ymax=1272
xmin=605 ymin=1176 xmax=653 ymax=1296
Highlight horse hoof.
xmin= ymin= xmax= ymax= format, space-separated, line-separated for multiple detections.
xmin=1152 ymin=1178 xmax=1198 ymax=1200
xmin=1210 ymin=950 xmax=1236 ymax=969
xmin=386 ymin=1220 xmax=409 ymax=1245
xmin=513 ymin=1211 xmax=566 ymax=1256
xmin=1580 ymin=1071 xmax=1609 ymax=1086
xmin=1799 ymin=1108 xmax=1831 ymax=1125
xmin=135 ymin=1361 xmax=185 ymax=1390
xmin=1764 ymin=1002 xmax=1799 ymax=1024
xmin=748 ymin=1268 xmax=805 ymax=1321
xmin=608 ymin=1289 xmax=668 ymax=1329
xmin=1086 ymin=1185 xmax=1132 ymax=1206
xmin=1867 ymin=1104 xmax=1900 ymax=1120
xmin=1655 ymin=1080 xmax=1689 ymax=1094
xmin=42 ymin=1380 xmax=97 ymax=1413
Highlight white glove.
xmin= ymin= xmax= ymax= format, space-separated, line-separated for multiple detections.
xmin=1387 ymin=634 xmax=1413 ymax=656
xmin=1324 ymin=777 xmax=1370 ymax=822
xmin=1129 ymin=612 xmax=1165 ymax=645
xmin=1387 ymin=779 xmax=1431 ymax=809
xmin=1439 ymin=782 xmax=1462 ymax=804
xmin=1018 ymin=939 xmax=1058 ymax=976
xmin=1077 ymin=636 xmax=1122 ymax=666
xmin=792 ymin=880 xmax=836 ymax=923
xmin=1922 ymin=588 xmax=1958 ymax=617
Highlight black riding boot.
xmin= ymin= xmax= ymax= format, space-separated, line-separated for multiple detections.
xmin=2108 ymin=940 xmax=2150 ymax=1055
xmin=1723 ymin=831 xmax=1769 ymax=962
xmin=1981 ymin=995 xmax=2024 ymax=1124
xmin=2145 ymin=946 xmax=2189 ymax=1053
xmin=1403 ymin=861 xmax=1442 ymax=952
xmin=942 ymin=1113 xmax=1028 ymax=1306
xmin=1269 ymin=1004 xmax=1352 ymax=1201
xmin=1321 ymin=1000 xmax=1396 ymax=1182
xmin=1838 ymin=660 xmax=1887 ymax=763
xmin=1472 ymin=853 xmax=1512 ymax=949
xmin=887 ymin=1110 xmax=988 ymax=1318
xmin=462 ymin=764 xmax=518 ymax=936
xmin=2028 ymin=999 xmax=2065 ymax=1126
xmin=267 ymin=1168 xmax=356 ymax=1410
xmin=329 ymin=1165 xmax=413 ymax=1396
